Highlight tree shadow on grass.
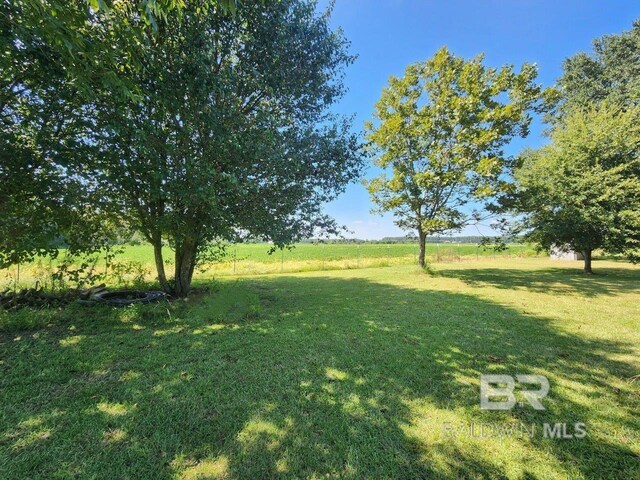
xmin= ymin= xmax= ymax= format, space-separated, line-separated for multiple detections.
xmin=435 ymin=263 xmax=640 ymax=297
xmin=0 ymin=274 xmax=638 ymax=479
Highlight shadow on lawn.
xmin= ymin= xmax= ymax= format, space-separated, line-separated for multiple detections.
xmin=436 ymin=263 xmax=640 ymax=297
xmin=0 ymin=274 xmax=638 ymax=479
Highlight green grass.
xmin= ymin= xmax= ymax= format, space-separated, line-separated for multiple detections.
xmin=1 ymin=258 xmax=638 ymax=479
xmin=111 ymin=242 xmax=538 ymax=264
xmin=1 ymin=242 xmax=540 ymax=289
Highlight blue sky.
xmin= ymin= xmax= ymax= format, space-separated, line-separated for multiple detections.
xmin=319 ymin=0 xmax=640 ymax=239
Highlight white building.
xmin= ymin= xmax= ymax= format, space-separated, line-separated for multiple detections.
xmin=550 ymin=245 xmax=584 ymax=260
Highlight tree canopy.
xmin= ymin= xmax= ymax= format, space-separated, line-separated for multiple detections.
xmin=1 ymin=0 xmax=197 ymax=266
xmin=1 ymin=0 xmax=364 ymax=295
xmin=557 ymin=19 xmax=640 ymax=116
xmin=511 ymin=103 xmax=640 ymax=273
xmin=91 ymin=1 xmax=363 ymax=295
xmin=365 ymin=47 xmax=543 ymax=266
xmin=504 ymin=20 xmax=640 ymax=273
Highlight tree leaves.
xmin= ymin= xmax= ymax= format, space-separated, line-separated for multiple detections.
xmin=557 ymin=20 xmax=640 ymax=119
xmin=88 ymin=1 xmax=363 ymax=293
xmin=511 ymin=103 xmax=640 ymax=261
xmin=366 ymin=47 xmax=543 ymax=242
xmin=1 ymin=1 xmax=363 ymax=293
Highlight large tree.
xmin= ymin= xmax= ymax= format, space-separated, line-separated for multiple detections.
xmin=503 ymin=19 xmax=640 ymax=274
xmin=1 ymin=1 xmax=363 ymax=294
xmin=510 ymin=103 xmax=640 ymax=274
xmin=0 ymin=1 xmax=115 ymax=267
xmin=365 ymin=48 xmax=542 ymax=267
xmin=89 ymin=1 xmax=363 ymax=296
xmin=0 ymin=0 xmax=240 ymax=268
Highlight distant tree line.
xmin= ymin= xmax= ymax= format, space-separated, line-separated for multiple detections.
xmin=295 ymin=236 xmax=524 ymax=245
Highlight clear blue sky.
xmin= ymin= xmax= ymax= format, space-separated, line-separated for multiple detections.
xmin=319 ymin=0 xmax=639 ymax=239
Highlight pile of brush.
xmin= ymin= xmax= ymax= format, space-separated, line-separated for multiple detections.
xmin=0 ymin=284 xmax=107 ymax=310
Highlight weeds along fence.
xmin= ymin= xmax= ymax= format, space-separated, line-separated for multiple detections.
xmin=0 ymin=256 xmax=151 ymax=293
xmin=0 ymin=243 xmax=542 ymax=290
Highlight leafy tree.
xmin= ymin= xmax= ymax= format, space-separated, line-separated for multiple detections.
xmin=511 ymin=103 xmax=640 ymax=274
xmin=0 ymin=2 xmax=113 ymax=267
xmin=0 ymin=0 xmax=239 ymax=269
xmin=90 ymin=1 xmax=363 ymax=296
xmin=365 ymin=47 xmax=543 ymax=267
xmin=557 ymin=19 xmax=640 ymax=116
xmin=1 ymin=1 xmax=361 ymax=294
xmin=507 ymin=20 xmax=640 ymax=274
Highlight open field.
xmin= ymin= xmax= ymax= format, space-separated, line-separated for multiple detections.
xmin=1 ymin=258 xmax=638 ymax=478
xmin=0 ymin=243 xmax=541 ymax=290
xmin=112 ymin=242 xmax=539 ymax=265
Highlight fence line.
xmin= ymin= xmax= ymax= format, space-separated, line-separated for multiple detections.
xmin=202 ymin=243 xmax=541 ymax=277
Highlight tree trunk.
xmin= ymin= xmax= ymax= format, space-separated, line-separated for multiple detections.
xmin=418 ymin=231 xmax=427 ymax=268
xmin=152 ymin=239 xmax=171 ymax=293
xmin=583 ymin=249 xmax=593 ymax=274
xmin=174 ymin=239 xmax=197 ymax=297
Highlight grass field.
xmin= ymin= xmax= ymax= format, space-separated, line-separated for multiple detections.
xmin=1 ymin=258 xmax=638 ymax=479
xmin=1 ymin=243 xmax=541 ymax=290
xmin=111 ymin=242 xmax=538 ymax=264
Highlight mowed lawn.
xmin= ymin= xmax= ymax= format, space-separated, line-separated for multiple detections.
xmin=0 ymin=259 xmax=638 ymax=479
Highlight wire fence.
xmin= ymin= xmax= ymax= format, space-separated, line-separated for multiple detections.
xmin=204 ymin=243 xmax=541 ymax=276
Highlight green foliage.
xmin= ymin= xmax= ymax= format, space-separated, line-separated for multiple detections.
xmin=1 ymin=1 xmax=363 ymax=296
xmin=89 ymin=1 xmax=363 ymax=295
xmin=0 ymin=0 xmax=168 ymax=266
xmin=365 ymin=48 xmax=543 ymax=264
xmin=504 ymin=20 xmax=640 ymax=273
xmin=512 ymin=103 xmax=640 ymax=268
xmin=556 ymin=19 xmax=640 ymax=117
xmin=106 ymin=260 xmax=150 ymax=289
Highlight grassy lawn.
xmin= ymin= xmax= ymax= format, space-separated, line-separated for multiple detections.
xmin=1 ymin=258 xmax=638 ymax=479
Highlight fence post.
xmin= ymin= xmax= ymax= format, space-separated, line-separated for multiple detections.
xmin=15 ymin=263 xmax=20 ymax=291
xmin=281 ymin=248 xmax=284 ymax=273
xmin=322 ymin=244 xmax=325 ymax=270
xmin=233 ymin=247 xmax=237 ymax=274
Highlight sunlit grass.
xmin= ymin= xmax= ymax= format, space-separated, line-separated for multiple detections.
xmin=0 ymin=258 xmax=638 ymax=478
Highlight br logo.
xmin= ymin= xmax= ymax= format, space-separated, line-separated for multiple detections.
xmin=480 ymin=374 xmax=550 ymax=410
